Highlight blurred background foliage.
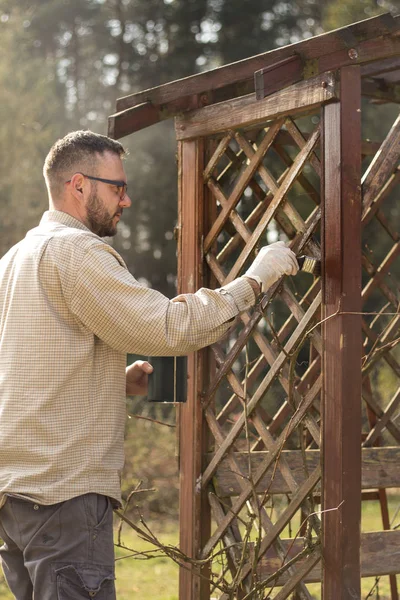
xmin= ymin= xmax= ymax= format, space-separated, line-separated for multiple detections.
xmin=0 ymin=0 xmax=397 ymax=517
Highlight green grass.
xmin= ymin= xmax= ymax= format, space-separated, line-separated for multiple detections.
xmin=307 ymin=575 xmax=400 ymax=599
xmin=0 ymin=496 xmax=399 ymax=599
xmin=114 ymin=517 xmax=179 ymax=600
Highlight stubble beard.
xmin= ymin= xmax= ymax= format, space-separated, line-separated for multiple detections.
xmin=86 ymin=189 xmax=120 ymax=237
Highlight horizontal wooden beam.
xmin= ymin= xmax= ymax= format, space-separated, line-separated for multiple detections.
xmin=108 ymin=82 xmax=257 ymax=139
xmin=362 ymin=79 xmax=400 ymax=103
xmin=210 ymin=447 xmax=400 ymax=496
xmin=254 ymin=55 xmax=304 ymax=100
xmin=108 ymin=14 xmax=399 ymax=139
xmin=361 ymin=55 xmax=400 ymax=78
xmin=108 ymin=101 xmax=160 ymax=139
xmin=116 ymin=13 xmax=398 ymax=113
xmin=108 ymin=94 xmax=203 ymax=139
xmin=313 ymin=29 xmax=400 ymax=76
xmin=175 ymin=72 xmax=337 ymax=140
xmin=255 ymin=530 xmax=400 ymax=584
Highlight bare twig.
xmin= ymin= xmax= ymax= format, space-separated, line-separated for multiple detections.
xmin=127 ymin=412 xmax=176 ymax=428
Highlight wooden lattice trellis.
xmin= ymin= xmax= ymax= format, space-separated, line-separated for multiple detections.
xmin=177 ymin=74 xmax=345 ymax=600
xmin=109 ymin=13 xmax=400 ymax=600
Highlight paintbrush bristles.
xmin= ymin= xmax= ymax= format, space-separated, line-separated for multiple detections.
xmin=297 ymin=255 xmax=321 ymax=276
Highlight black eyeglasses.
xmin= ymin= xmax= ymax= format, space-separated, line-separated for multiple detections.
xmin=66 ymin=173 xmax=128 ymax=200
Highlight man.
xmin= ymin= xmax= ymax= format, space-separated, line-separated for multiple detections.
xmin=0 ymin=130 xmax=298 ymax=599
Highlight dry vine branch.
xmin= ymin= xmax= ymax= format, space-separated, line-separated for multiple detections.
xmin=127 ymin=412 xmax=176 ymax=428
xmin=116 ymin=481 xmax=156 ymax=547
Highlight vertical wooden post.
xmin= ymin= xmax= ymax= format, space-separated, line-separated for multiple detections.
xmin=177 ymin=138 xmax=210 ymax=600
xmin=321 ymin=65 xmax=362 ymax=600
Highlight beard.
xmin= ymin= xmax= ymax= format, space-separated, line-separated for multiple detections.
xmin=86 ymin=189 xmax=121 ymax=237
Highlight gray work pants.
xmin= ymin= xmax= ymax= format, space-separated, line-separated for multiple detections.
xmin=0 ymin=493 xmax=116 ymax=599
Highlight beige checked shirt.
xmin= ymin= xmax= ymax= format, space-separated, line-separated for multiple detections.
xmin=0 ymin=210 xmax=256 ymax=506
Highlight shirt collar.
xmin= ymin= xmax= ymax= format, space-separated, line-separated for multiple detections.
xmin=40 ymin=210 xmax=91 ymax=233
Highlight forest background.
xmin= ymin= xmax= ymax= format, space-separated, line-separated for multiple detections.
xmin=0 ymin=0 xmax=398 ymax=521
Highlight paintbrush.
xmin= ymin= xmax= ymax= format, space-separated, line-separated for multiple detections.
xmin=297 ymin=255 xmax=321 ymax=276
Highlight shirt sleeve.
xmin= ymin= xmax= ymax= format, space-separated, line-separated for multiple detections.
xmin=68 ymin=241 xmax=256 ymax=356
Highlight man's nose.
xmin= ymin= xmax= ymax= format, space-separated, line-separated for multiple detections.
xmin=120 ymin=193 xmax=132 ymax=208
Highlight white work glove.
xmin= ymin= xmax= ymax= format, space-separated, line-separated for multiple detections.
xmin=244 ymin=241 xmax=299 ymax=292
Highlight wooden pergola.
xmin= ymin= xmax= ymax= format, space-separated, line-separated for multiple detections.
xmin=109 ymin=13 xmax=400 ymax=600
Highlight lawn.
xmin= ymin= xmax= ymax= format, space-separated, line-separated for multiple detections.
xmin=0 ymin=495 xmax=399 ymax=599
xmin=113 ymin=516 xmax=179 ymax=600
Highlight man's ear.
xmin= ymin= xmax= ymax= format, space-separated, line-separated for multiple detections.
xmin=69 ymin=173 xmax=86 ymax=199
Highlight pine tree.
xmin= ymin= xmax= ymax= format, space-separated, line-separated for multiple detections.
xmin=0 ymin=6 xmax=66 ymax=254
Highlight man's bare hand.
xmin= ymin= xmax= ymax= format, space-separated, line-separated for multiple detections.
xmin=126 ymin=360 xmax=153 ymax=396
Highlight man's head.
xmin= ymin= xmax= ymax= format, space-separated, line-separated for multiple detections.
xmin=43 ymin=130 xmax=131 ymax=236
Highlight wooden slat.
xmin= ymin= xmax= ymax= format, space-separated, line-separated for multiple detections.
xmin=254 ymin=55 xmax=304 ymax=100
xmin=374 ymin=205 xmax=400 ymax=242
xmin=175 ymin=73 xmax=336 ymax=141
xmin=270 ymin=548 xmax=322 ymax=600
xmin=206 ymin=179 xmax=251 ymax=242
xmin=218 ymin=465 xmax=322 ymax=590
xmin=226 ymin=133 xmax=322 ymax=259
xmin=202 ymin=381 xmax=316 ymax=600
xmin=364 ymin=389 xmax=400 ymax=448
xmin=362 ymin=253 xmax=400 ymax=311
xmin=273 ymin=143 xmax=320 ymax=206
xmin=361 ymin=78 xmax=400 ymax=103
xmin=279 ymin=281 xmax=322 ymax=352
xmin=273 ymin=130 xmax=381 ymax=156
xmin=362 ymin=319 xmax=400 ymax=381
xmin=362 ymin=113 xmax=400 ymax=213
xmin=201 ymin=376 xmax=322 ymax=558
xmin=109 ymin=93 xmax=202 ymax=139
xmin=362 ymin=382 xmax=400 ymax=445
xmin=215 ymin=177 xmax=320 ymax=269
xmin=285 ymin=118 xmax=321 ymax=176
xmin=364 ymin=382 xmax=399 ymax=600
xmin=224 ymin=125 xmax=321 ymax=283
xmin=108 ymin=101 xmax=160 ymax=140
xmin=362 ymin=240 xmax=400 ymax=301
xmin=203 ymin=119 xmax=284 ymax=252
xmin=361 ymin=55 xmax=400 ymax=78
xmin=211 ymin=285 xmax=321 ymax=435
xmin=362 ymin=169 xmax=400 ymax=227
xmin=213 ymin=180 xmax=284 ymax=266
xmin=203 ymin=132 xmax=234 ymax=182
xmin=201 ymin=273 xmax=288 ymax=409
xmin=321 ymin=65 xmax=362 ymax=600
xmin=214 ymin=129 xmax=321 ymax=282
xmin=208 ymin=492 xmax=249 ymax=596
xmin=177 ymin=139 xmax=210 ymax=600
xmin=202 ymin=292 xmax=321 ymax=486
xmin=316 ymin=31 xmax=400 ymax=74
xmin=208 ymin=347 xmax=322 ymax=544
xmin=257 ymin=530 xmax=400 ymax=584
xmin=236 ymin=355 xmax=321 ymax=452
xmin=210 ymin=447 xmax=400 ymax=496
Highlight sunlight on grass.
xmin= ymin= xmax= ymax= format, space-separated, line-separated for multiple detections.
xmin=114 ymin=517 xmax=179 ymax=600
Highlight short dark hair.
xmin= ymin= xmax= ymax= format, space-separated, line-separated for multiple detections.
xmin=43 ymin=130 xmax=126 ymax=198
